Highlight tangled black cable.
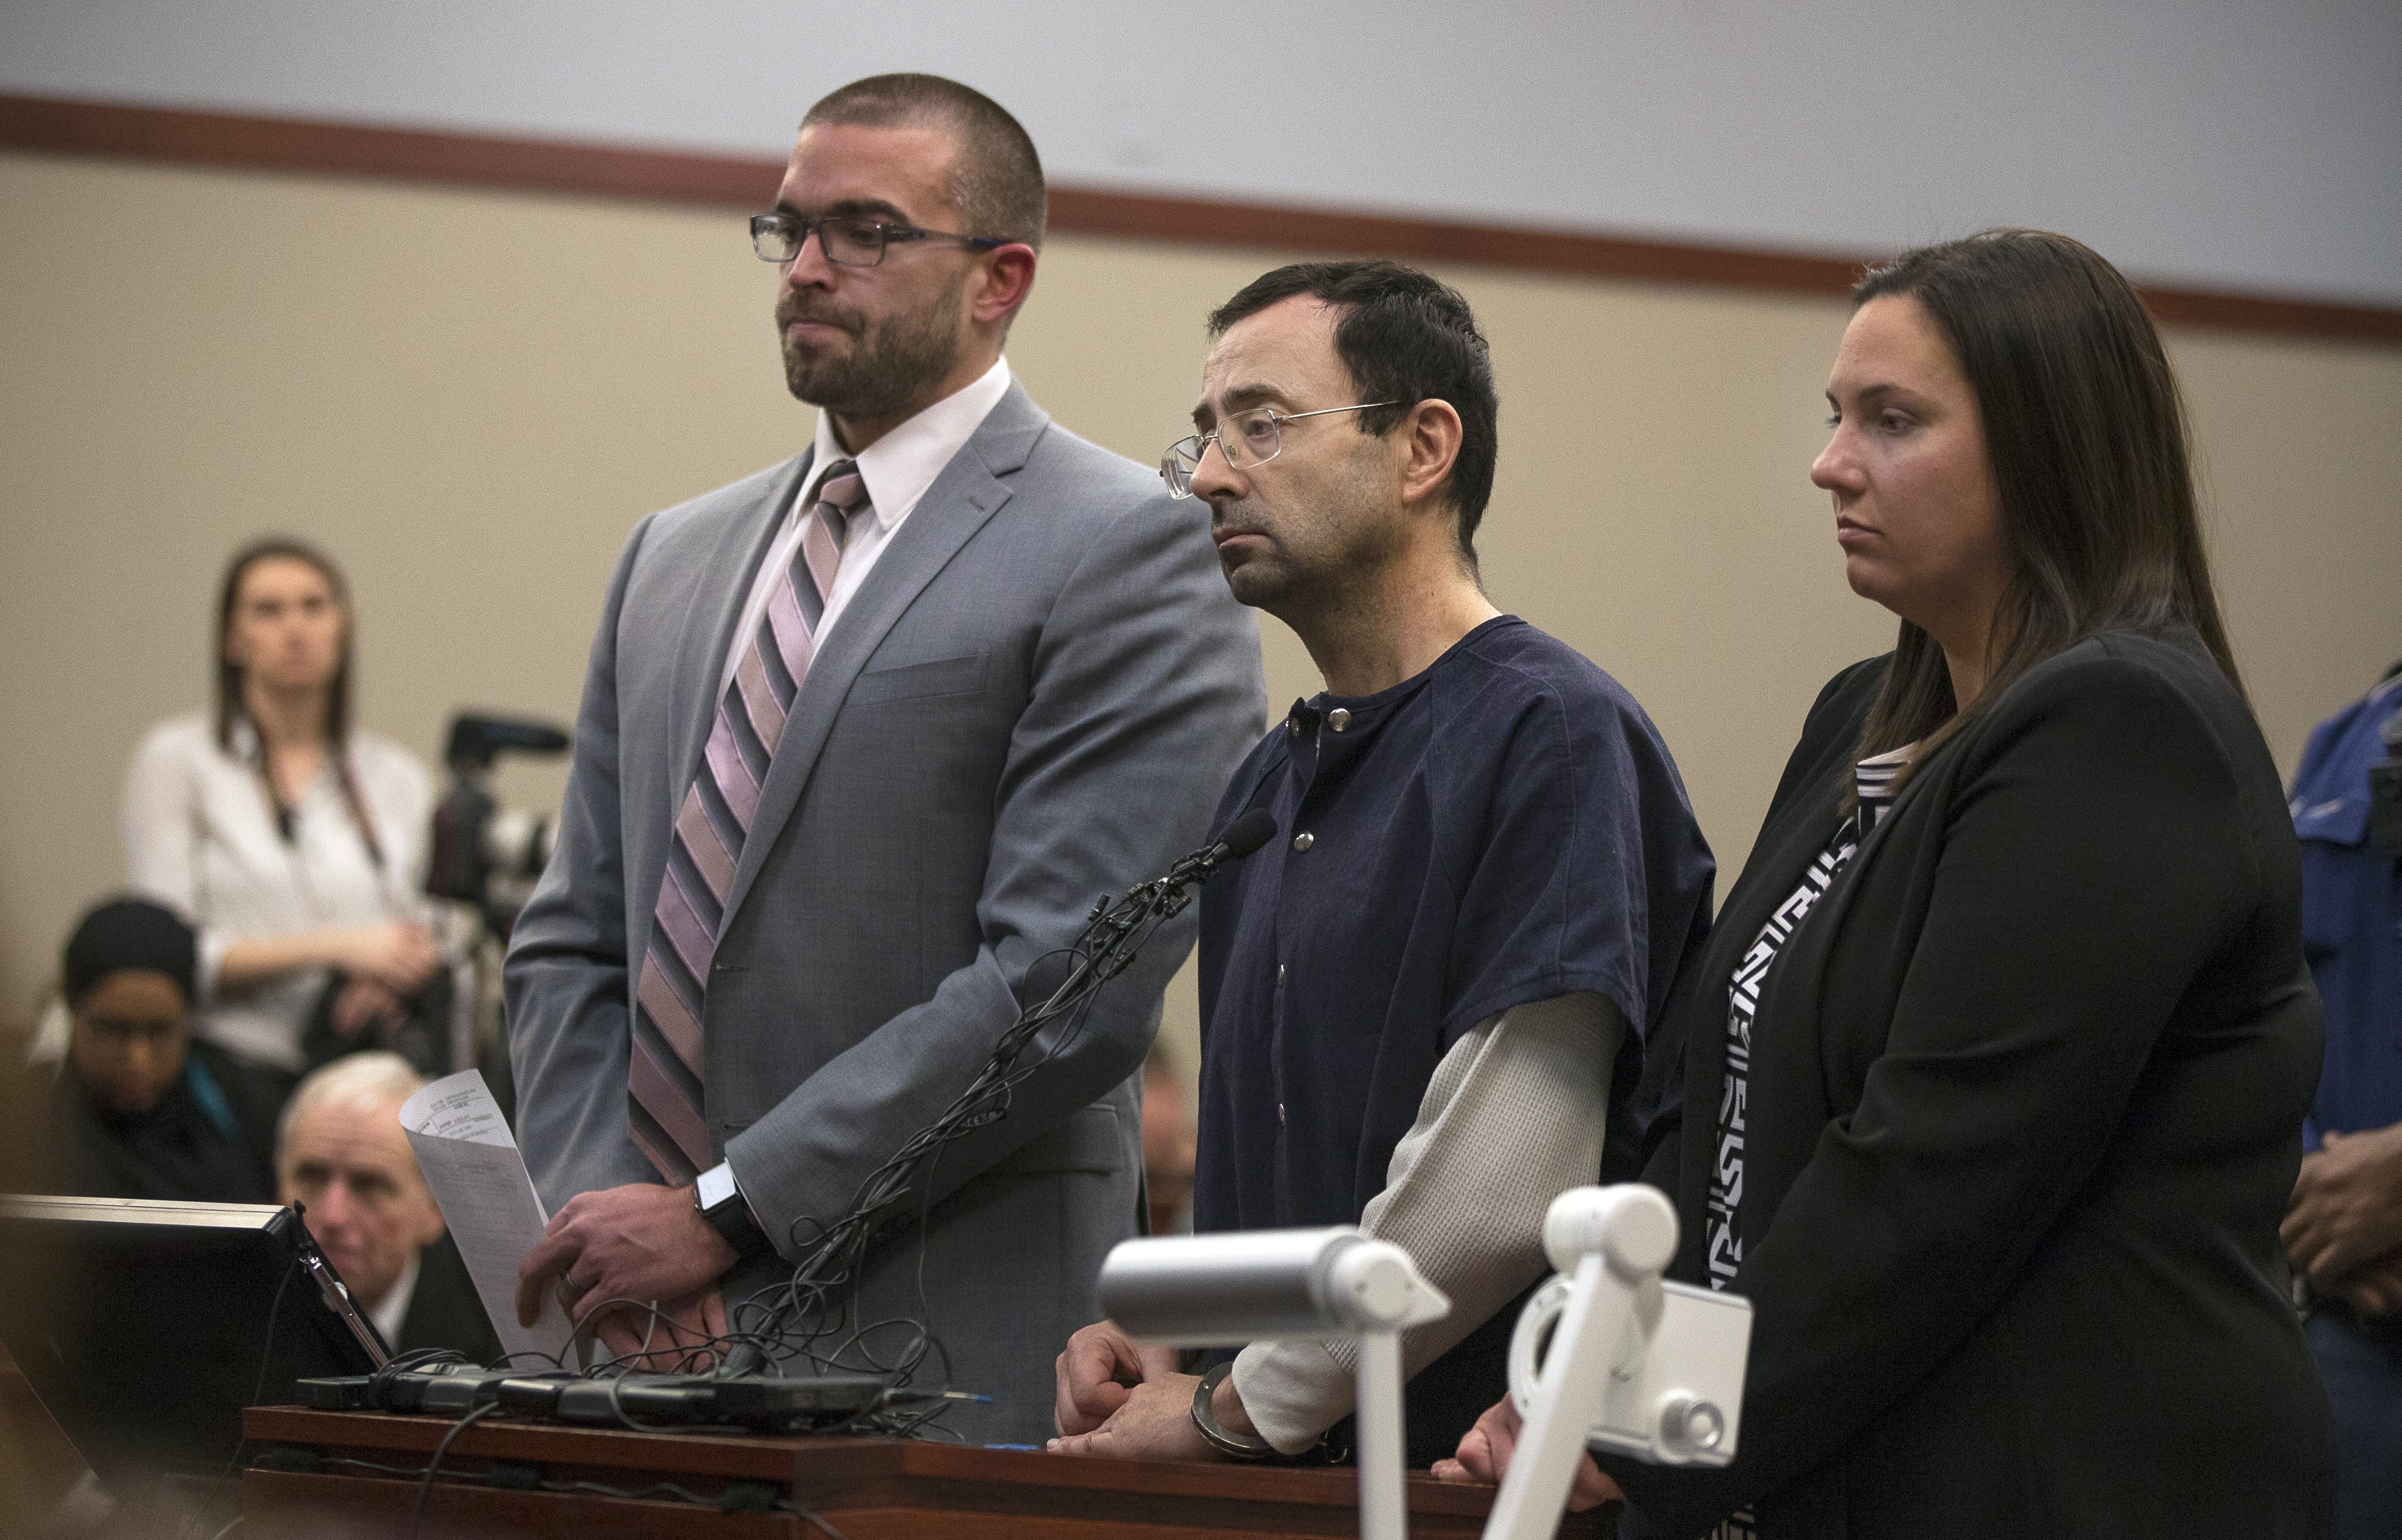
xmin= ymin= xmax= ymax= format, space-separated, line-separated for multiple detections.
xmin=348 ymin=819 xmax=1275 ymax=1476
xmin=404 ymin=1401 xmax=501 ymax=1540
xmin=718 ymin=842 xmax=1240 ymax=1397
xmin=702 ymin=815 xmax=1277 ymax=1412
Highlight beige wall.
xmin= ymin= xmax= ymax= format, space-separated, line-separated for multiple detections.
xmin=5 ymin=151 xmax=2399 ymax=1082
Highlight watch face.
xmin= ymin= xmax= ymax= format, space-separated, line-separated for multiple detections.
xmin=696 ymin=1163 xmax=739 ymax=1211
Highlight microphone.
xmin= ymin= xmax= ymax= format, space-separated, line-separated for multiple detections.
xmin=1215 ymin=807 xmax=1278 ymax=863
xmin=1164 ymin=808 xmax=1278 ymax=889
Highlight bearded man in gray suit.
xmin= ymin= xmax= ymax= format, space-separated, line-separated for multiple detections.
xmin=506 ymin=74 xmax=1263 ymax=1443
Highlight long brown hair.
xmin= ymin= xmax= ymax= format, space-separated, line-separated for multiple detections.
xmin=1847 ymin=229 xmax=2241 ymax=781
xmin=212 ymin=536 xmax=353 ymax=751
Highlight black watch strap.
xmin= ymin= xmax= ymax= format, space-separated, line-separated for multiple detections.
xmin=694 ymin=1162 xmax=776 ymax=1264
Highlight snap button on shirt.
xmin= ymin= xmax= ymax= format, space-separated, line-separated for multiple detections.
xmin=1292 ymin=832 xmax=1314 ymax=852
xmin=1328 ymin=708 xmax=1352 ymax=732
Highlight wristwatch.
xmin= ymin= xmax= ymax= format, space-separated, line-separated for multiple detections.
xmin=694 ymin=1161 xmax=777 ymax=1265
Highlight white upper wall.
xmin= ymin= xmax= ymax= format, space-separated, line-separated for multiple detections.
xmin=6 ymin=0 xmax=2397 ymax=306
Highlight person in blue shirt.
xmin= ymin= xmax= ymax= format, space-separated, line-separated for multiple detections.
xmin=2282 ymin=662 xmax=2402 ymax=1540
xmin=1050 ymin=260 xmax=1715 ymax=1467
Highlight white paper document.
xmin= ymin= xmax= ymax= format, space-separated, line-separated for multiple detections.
xmin=398 ymin=1069 xmax=576 ymax=1366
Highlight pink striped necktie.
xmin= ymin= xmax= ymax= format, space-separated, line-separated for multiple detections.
xmin=628 ymin=460 xmax=866 ymax=1183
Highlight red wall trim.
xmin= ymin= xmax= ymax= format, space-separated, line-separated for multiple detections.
xmin=5 ymin=93 xmax=2397 ymax=345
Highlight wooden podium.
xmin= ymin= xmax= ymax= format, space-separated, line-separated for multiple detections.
xmin=241 ymin=1406 xmax=1609 ymax=1539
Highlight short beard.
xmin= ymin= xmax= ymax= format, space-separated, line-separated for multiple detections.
xmin=778 ymin=272 xmax=970 ymax=422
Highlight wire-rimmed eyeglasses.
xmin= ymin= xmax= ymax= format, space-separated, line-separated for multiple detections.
xmin=1160 ymin=402 xmax=1399 ymax=499
xmin=750 ymin=210 xmax=1008 ymax=268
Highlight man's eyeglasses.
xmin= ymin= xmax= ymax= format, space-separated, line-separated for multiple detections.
xmin=1160 ymin=402 xmax=1398 ymax=499
xmin=750 ymin=210 xmax=1008 ymax=268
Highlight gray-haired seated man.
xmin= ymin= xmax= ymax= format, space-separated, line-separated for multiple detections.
xmin=275 ymin=1051 xmax=502 ymax=1362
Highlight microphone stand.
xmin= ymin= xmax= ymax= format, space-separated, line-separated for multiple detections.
xmin=721 ymin=814 xmax=1275 ymax=1378
xmin=1048 ymin=818 xmax=1263 ymax=1005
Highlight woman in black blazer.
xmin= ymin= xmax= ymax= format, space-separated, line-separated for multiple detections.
xmin=1442 ymin=230 xmax=2337 ymax=1536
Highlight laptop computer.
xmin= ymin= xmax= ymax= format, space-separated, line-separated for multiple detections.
xmin=0 ymin=1195 xmax=387 ymax=1492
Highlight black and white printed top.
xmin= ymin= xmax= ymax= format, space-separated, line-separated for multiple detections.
xmin=1702 ymin=745 xmax=1907 ymax=1540
xmin=1707 ymin=744 xmax=1910 ymax=1292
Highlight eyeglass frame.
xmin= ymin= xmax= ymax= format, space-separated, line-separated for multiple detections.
xmin=750 ymin=209 xmax=1011 ymax=268
xmin=1160 ymin=401 xmax=1402 ymax=499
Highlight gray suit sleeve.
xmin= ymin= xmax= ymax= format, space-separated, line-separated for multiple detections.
xmin=725 ymin=489 xmax=1265 ymax=1256
xmin=1231 ymin=992 xmax=1625 ymax=1452
xmin=505 ymin=516 xmax=663 ymax=1207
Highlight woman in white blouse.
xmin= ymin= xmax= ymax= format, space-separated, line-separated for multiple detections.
xmin=122 ymin=538 xmax=442 ymax=1082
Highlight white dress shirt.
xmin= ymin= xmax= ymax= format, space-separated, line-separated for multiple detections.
xmin=720 ymin=355 xmax=1014 ymax=692
xmin=367 ymin=1250 xmax=421 ymax=1349
xmin=121 ymin=714 xmax=435 ymax=1073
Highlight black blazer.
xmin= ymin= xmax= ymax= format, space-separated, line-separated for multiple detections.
xmin=1612 ymin=628 xmax=2336 ymax=1539
xmin=396 ymin=1233 xmax=505 ymax=1365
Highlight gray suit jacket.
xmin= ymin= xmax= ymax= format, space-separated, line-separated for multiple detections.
xmin=505 ymin=383 xmax=1264 ymax=1443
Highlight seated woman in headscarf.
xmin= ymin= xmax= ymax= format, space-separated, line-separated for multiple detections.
xmin=31 ymin=897 xmax=284 ymax=1203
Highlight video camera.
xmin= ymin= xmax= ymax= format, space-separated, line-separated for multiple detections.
xmin=425 ymin=711 xmax=570 ymax=937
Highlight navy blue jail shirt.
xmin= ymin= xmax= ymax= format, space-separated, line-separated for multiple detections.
xmin=1193 ymin=616 xmax=1716 ymax=1240
xmin=2291 ymin=670 xmax=2402 ymax=1147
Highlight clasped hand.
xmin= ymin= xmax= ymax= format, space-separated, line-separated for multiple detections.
xmin=1050 ymin=1323 xmax=1628 ymax=1513
xmin=515 ymin=1180 xmax=737 ymax=1367
xmin=1048 ymin=1318 xmax=1225 ymax=1460
xmin=2284 ymin=1123 xmax=2402 ymax=1314
xmin=1432 ymin=1396 xmax=1625 ymax=1513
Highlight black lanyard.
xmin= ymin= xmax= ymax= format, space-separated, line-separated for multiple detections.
xmin=249 ymin=726 xmax=386 ymax=873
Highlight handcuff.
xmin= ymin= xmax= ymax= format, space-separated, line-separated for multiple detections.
xmin=1190 ymin=1361 xmax=1282 ymax=1461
